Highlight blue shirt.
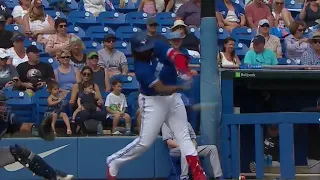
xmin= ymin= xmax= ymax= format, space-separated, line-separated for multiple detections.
xmin=244 ymin=49 xmax=278 ymax=65
xmin=135 ymin=42 xmax=178 ymax=96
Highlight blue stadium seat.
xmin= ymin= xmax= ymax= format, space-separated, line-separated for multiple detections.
xmin=5 ymin=0 xmax=17 ymax=9
xmin=157 ymin=26 xmax=169 ymax=36
xmin=285 ymin=0 xmax=303 ymax=10
xmin=116 ymin=26 xmax=142 ymax=41
xmin=65 ymin=0 xmax=79 ymax=10
xmin=115 ymin=41 xmax=131 ymax=56
xmin=231 ymin=27 xmax=257 ymax=46
xmin=126 ymin=12 xmax=151 ymax=29
xmin=190 ymin=27 xmax=200 ymax=39
xmin=86 ymin=26 xmax=115 ymax=42
xmin=39 ymin=57 xmax=59 ymax=69
xmin=5 ymin=91 xmax=35 ymax=123
xmin=97 ymin=12 xmax=129 ymax=29
xmin=5 ymin=24 xmax=23 ymax=33
xmin=66 ymin=25 xmax=89 ymax=40
xmin=46 ymin=10 xmax=67 ymax=19
xmin=155 ymin=12 xmax=176 ymax=27
xmin=83 ymin=40 xmax=103 ymax=53
xmin=32 ymin=90 xmax=50 ymax=124
xmin=127 ymin=57 xmax=134 ymax=72
xmin=110 ymin=75 xmax=139 ymax=95
xmin=217 ymin=28 xmax=230 ymax=46
xmin=24 ymin=39 xmax=44 ymax=52
xmin=127 ymin=91 xmax=138 ymax=125
xmin=41 ymin=0 xmax=53 ymax=10
xmin=232 ymin=0 xmax=245 ymax=8
xmin=68 ymin=11 xmax=100 ymax=30
xmin=234 ymin=42 xmax=249 ymax=61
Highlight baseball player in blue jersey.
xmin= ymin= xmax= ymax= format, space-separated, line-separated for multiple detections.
xmin=0 ymin=113 xmax=74 ymax=180
xmin=106 ymin=32 xmax=206 ymax=180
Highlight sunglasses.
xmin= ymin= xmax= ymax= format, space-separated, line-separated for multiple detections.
xmin=261 ymin=24 xmax=270 ymax=28
xmin=297 ymin=28 xmax=305 ymax=32
xmin=60 ymin=56 xmax=70 ymax=59
xmin=59 ymin=24 xmax=67 ymax=28
xmin=0 ymin=57 xmax=8 ymax=61
xmin=275 ymin=2 xmax=284 ymax=5
xmin=105 ymin=39 xmax=116 ymax=43
xmin=82 ymin=72 xmax=91 ymax=77
xmin=312 ymin=39 xmax=320 ymax=44
xmin=149 ymin=23 xmax=158 ymax=27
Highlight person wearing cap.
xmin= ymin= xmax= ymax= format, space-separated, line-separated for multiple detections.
xmin=301 ymin=31 xmax=320 ymax=65
xmin=0 ymin=2 xmax=12 ymax=24
xmin=176 ymin=0 xmax=201 ymax=27
xmin=107 ymin=32 xmax=207 ymax=180
xmin=0 ymin=48 xmax=20 ymax=89
xmin=0 ymin=15 xmax=13 ymax=49
xmin=98 ymin=33 xmax=128 ymax=77
xmin=249 ymin=19 xmax=282 ymax=58
xmin=168 ymin=31 xmax=189 ymax=55
xmin=146 ymin=17 xmax=168 ymax=44
xmin=6 ymin=32 xmax=28 ymax=67
xmin=16 ymin=45 xmax=54 ymax=91
xmin=245 ymin=0 xmax=274 ymax=29
xmin=86 ymin=51 xmax=111 ymax=92
xmin=170 ymin=20 xmax=200 ymax=52
xmin=244 ymin=35 xmax=278 ymax=65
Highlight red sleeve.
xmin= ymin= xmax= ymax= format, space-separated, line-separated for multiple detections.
xmin=167 ymin=48 xmax=190 ymax=74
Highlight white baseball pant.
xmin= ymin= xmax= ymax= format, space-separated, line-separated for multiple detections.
xmin=170 ymin=145 xmax=223 ymax=179
xmin=107 ymin=93 xmax=197 ymax=176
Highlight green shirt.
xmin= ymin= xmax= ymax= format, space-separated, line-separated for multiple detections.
xmin=244 ymin=49 xmax=278 ymax=65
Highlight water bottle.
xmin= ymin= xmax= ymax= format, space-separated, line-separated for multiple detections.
xmin=268 ymin=155 xmax=273 ymax=167
xmin=264 ymin=155 xmax=268 ymax=166
xmin=97 ymin=122 xmax=103 ymax=136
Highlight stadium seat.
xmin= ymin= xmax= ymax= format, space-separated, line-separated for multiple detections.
xmin=24 ymin=39 xmax=44 ymax=52
xmin=39 ymin=57 xmax=59 ymax=69
xmin=83 ymin=40 xmax=103 ymax=53
xmin=5 ymin=91 xmax=35 ymax=123
xmin=32 ymin=90 xmax=50 ymax=124
xmin=217 ymin=28 xmax=230 ymax=46
xmin=46 ymin=10 xmax=67 ymax=19
xmin=97 ymin=11 xmax=129 ymax=29
xmin=234 ymin=42 xmax=249 ymax=61
xmin=157 ymin=26 xmax=169 ymax=36
xmin=189 ymin=27 xmax=200 ymax=37
xmin=115 ymin=41 xmax=131 ymax=56
xmin=5 ymin=24 xmax=23 ymax=33
xmin=232 ymin=0 xmax=245 ymax=8
xmin=231 ymin=27 xmax=257 ymax=46
xmin=116 ymin=26 xmax=142 ymax=41
xmin=68 ymin=11 xmax=100 ymax=30
xmin=65 ymin=0 xmax=79 ymax=10
xmin=127 ymin=91 xmax=138 ymax=126
xmin=155 ymin=12 xmax=176 ymax=27
xmin=126 ymin=12 xmax=151 ymax=29
xmin=285 ymin=0 xmax=303 ymax=10
xmin=66 ymin=25 xmax=89 ymax=40
xmin=4 ymin=0 xmax=17 ymax=9
xmin=110 ymin=75 xmax=139 ymax=95
xmin=41 ymin=0 xmax=53 ymax=10
xmin=86 ymin=26 xmax=115 ymax=42
xmin=127 ymin=57 xmax=134 ymax=72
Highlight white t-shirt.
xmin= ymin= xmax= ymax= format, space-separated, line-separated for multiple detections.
xmin=12 ymin=5 xmax=28 ymax=19
xmin=105 ymin=92 xmax=127 ymax=117
xmin=6 ymin=47 xmax=28 ymax=67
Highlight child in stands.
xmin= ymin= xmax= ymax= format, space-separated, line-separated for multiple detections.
xmin=46 ymin=80 xmax=72 ymax=135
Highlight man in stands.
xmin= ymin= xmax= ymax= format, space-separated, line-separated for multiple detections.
xmin=146 ymin=17 xmax=168 ymax=44
xmin=245 ymin=0 xmax=274 ymax=29
xmin=176 ymin=0 xmax=201 ymax=27
xmin=162 ymin=122 xmax=223 ymax=180
xmin=16 ymin=45 xmax=54 ymax=92
xmin=301 ymin=31 xmax=320 ymax=65
xmin=0 ymin=15 xmax=13 ymax=49
xmin=98 ymin=34 xmax=128 ymax=77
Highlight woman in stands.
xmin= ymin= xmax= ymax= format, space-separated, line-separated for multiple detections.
xmin=272 ymin=0 xmax=294 ymax=28
xmin=218 ymin=37 xmax=241 ymax=67
xmin=215 ymin=0 xmax=246 ymax=32
xmin=12 ymin=0 xmax=31 ymax=25
xmin=69 ymin=37 xmax=86 ymax=71
xmin=0 ymin=48 xmax=20 ymax=90
xmin=6 ymin=32 xmax=29 ymax=67
xmin=45 ymin=18 xmax=78 ymax=57
xmin=22 ymin=0 xmax=55 ymax=45
xmin=299 ymin=0 xmax=320 ymax=28
xmin=54 ymin=49 xmax=81 ymax=94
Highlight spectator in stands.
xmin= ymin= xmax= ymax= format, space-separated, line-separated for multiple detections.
xmin=215 ymin=0 xmax=246 ymax=32
xmin=45 ymin=18 xmax=77 ymax=56
xmin=16 ymin=45 xmax=55 ymax=92
xmin=176 ymin=0 xmax=201 ymax=27
xmin=7 ymin=32 xmax=28 ymax=67
xmin=69 ymin=66 xmax=104 ymax=108
xmin=146 ymin=17 xmax=168 ymax=43
xmin=272 ymin=0 xmax=293 ymax=28
xmin=170 ymin=20 xmax=200 ymax=52
xmin=168 ymin=31 xmax=200 ymax=59
xmin=0 ymin=48 xmax=20 ymax=89
xmin=218 ymin=37 xmax=241 ymax=66
xmin=0 ymin=15 xmax=13 ymax=49
xmin=83 ymin=0 xmax=106 ymax=16
xmin=22 ymin=0 xmax=55 ymax=44
xmin=154 ymin=0 xmax=168 ymax=12
xmin=54 ymin=49 xmax=81 ymax=93
xmin=12 ymin=0 xmax=31 ymax=25
xmin=86 ymin=51 xmax=111 ymax=93
xmin=245 ymin=0 xmax=274 ymax=29
xmin=0 ymin=1 xmax=12 ymax=24
xmin=244 ymin=35 xmax=278 ymax=65
xmin=301 ymin=31 xmax=320 ymax=65
xmin=69 ymin=37 xmax=86 ymax=71
xmin=285 ymin=21 xmax=309 ymax=61
xmin=299 ymin=0 xmax=320 ymax=28
xmin=138 ymin=0 xmax=157 ymax=15
xmin=166 ymin=0 xmax=188 ymax=13
xmin=105 ymin=79 xmax=132 ymax=135
xmin=162 ymin=122 xmax=223 ymax=180
xmin=98 ymin=34 xmax=128 ymax=77
xmin=250 ymin=19 xmax=282 ymax=58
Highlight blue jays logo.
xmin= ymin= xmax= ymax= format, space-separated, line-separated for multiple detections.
xmin=140 ymin=39 xmax=147 ymax=45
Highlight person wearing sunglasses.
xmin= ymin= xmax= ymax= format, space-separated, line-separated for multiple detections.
xmin=0 ymin=48 xmax=20 ymax=90
xmin=146 ymin=17 xmax=168 ymax=44
xmin=98 ymin=34 xmax=128 ymax=77
xmin=301 ymin=31 xmax=320 ymax=65
xmin=272 ymin=0 xmax=293 ymax=28
xmin=45 ymin=18 xmax=78 ymax=56
xmin=244 ymin=35 xmax=278 ymax=65
xmin=250 ymin=19 xmax=283 ymax=58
